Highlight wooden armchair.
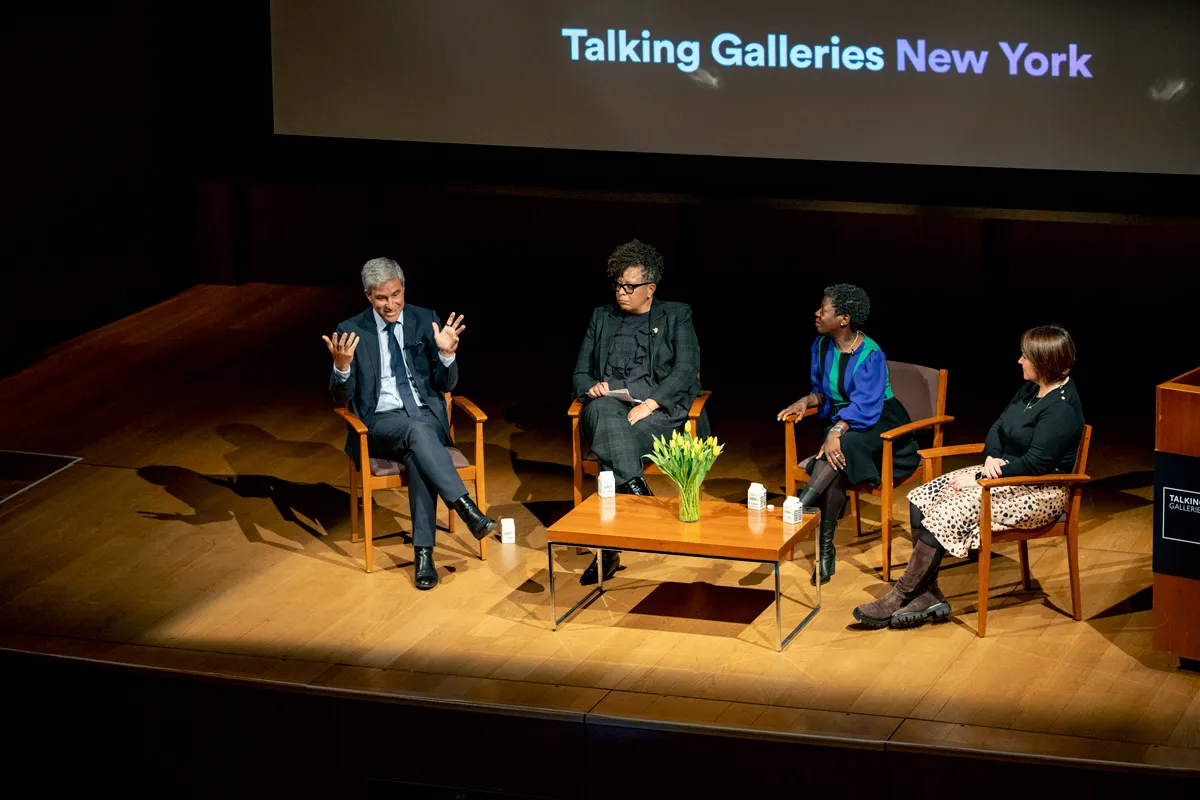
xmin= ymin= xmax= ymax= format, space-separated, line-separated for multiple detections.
xmin=784 ymin=362 xmax=952 ymax=581
xmin=335 ymin=394 xmax=488 ymax=573
xmin=916 ymin=424 xmax=1092 ymax=637
xmin=568 ymin=391 xmax=712 ymax=506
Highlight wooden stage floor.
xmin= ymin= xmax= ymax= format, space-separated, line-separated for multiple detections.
xmin=0 ymin=284 xmax=1197 ymax=777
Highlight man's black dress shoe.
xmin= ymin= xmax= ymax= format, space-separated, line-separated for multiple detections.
xmin=617 ymin=477 xmax=653 ymax=496
xmin=580 ymin=550 xmax=621 ymax=585
xmin=452 ymin=494 xmax=496 ymax=540
xmin=414 ymin=546 xmax=439 ymax=590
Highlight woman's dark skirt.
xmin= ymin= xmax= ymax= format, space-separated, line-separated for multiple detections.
xmin=804 ymin=396 xmax=921 ymax=487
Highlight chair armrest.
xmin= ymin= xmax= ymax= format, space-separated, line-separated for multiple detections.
xmin=567 ymin=398 xmax=583 ymax=418
xmin=880 ymin=415 xmax=955 ymax=441
xmin=917 ymin=443 xmax=985 ymax=459
xmin=782 ymin=406 xmax=820 ymax=424
xmin=334 ymin=407 xmax=368 ymax=435
xmin=451 ymin=395 xmax=488 ymax=423
xmin=978 ymin=473 xmax=1091 ymax=489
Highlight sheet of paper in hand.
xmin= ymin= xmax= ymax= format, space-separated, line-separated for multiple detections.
xmin=605 ymin=390 xmax=643 ymax=405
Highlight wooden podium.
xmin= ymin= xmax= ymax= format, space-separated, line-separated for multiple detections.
xmin=1154 ymin=366 xmax=1200 ymax=666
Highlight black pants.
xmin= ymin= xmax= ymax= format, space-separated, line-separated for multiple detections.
xmin=367 ymin=407 xmax=468 ymax=548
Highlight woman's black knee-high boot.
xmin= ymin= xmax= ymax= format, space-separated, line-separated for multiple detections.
xmin=809 ymin=474 xmax=848 ymax=586
xmin=811 ymin=517 xmax=838 ymax=586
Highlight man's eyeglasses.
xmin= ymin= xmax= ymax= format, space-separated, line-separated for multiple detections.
xmin=613 ymin=281 xmax=651 ymax=295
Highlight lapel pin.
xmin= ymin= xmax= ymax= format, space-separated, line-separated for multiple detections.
xmin=653 ymin=327 xmax=659 ymax=334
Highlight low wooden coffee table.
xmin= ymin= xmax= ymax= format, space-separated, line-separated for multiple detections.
xmin=545 ymin=494 xmax=822 ymax=651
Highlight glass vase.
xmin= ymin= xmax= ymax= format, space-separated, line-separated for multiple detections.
xmin=677 ymin=481 xmax=701 ymax=522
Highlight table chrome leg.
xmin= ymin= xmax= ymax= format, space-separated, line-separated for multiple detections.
xmin=548 ymin=542 xmax=557 ymax=630
xmin=775 ymin=562 xmax=782 ymax=652
xmin=811 ymin=525 xmax=820 ymax=594
xmin=775 ymin=527 xmax=825 ymax=651
xmin=815 ymin=520 xmax=822 ymax=607
xmin=551 ymin=544 xmax=605 ymax=629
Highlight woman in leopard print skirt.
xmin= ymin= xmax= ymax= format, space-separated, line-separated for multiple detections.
xmin=853 ymin=325 xmax=1085 ymax=629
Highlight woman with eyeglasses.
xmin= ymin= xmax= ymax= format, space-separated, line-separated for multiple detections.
xmin=572 ymin=239 xmax=709 ymax=585
xmin=777 ymin=284 xmax=920 ymax=586
xmin=853 ymin=325 xmax=1084 ymax=629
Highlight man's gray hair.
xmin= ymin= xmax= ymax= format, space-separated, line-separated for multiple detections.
xmin=361 ymin=257 xmax=405 ymax=291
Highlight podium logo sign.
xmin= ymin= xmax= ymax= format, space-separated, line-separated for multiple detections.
xmin=1162 ymin=486 xmax=1200 ymax=546
xmin=1155 ymin=452 xmax=1200 ymax=579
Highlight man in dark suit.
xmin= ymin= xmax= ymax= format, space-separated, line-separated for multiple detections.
xmin=572 ymin=240 xmax=709 ymax=584
xmin=324 ymin=257 xmax=494 ymax=590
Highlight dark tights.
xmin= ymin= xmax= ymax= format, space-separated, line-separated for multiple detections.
xmin=910 ymin=504 xmax=945 ymax=552
xmin=807 ymin=463 xmax=950 ymax=558
xmin=804 ymin=457 xmax=852 ymax=527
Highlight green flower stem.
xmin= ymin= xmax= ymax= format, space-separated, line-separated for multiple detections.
xmin=678 ymin=479 xmax=701 ymax=522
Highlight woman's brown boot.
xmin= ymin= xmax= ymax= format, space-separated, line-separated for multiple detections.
xmin=852 ymin=539 xmax=943 ymax=628
xmin=889 ymin=580 xmax=951 ymax=628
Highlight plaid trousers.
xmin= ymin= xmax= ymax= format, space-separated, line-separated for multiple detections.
xmin=581 ymin=397 xmax=686 ymax=483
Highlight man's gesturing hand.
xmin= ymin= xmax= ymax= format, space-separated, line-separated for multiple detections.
xmin=432 ymin=312 xmax=466 ymax=356
xmin=323 ymin=331 xmax=360 ymax=372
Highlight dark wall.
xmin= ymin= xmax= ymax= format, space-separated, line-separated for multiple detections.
xmin=219 ymin=177 xmax=1198 ymax=446
xmin=2 ymin=6 xmax=185 ymax=375
xmin=0 ymin=3 xmax=267 ymax=376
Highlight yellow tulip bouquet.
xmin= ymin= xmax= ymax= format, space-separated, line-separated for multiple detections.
xmin=644 ymin=423 xmax=724 ymax=522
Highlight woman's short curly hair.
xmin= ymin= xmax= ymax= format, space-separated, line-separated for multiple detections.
xmin=606 ymin=239 xmax=664 ymax=284
xmin=823 ymin=284 xmax=871 ymax=330
xmin=1021 ymin=325 xmax=1075 ymax=383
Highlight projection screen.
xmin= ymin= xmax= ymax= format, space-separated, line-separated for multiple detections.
xmin=271 ymin=1 xmax=1200 ymax=174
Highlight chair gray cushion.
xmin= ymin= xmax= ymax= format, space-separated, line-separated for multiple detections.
xmin=887 ymin=361 xmax=941 ymax=421
xmin=370 ymin=446 xmax=469 ymax=477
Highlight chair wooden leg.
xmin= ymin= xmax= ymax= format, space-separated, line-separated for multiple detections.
xmin=571 ymin=420 xmax=585 ymax=507
xmin=881 ymin=495 xmax=892 ymax=582
xmin=881 ymin=484 xmax=893 ymax=583
xmin=448 ymin=500 xmax=457 ymax=534
xmin=784 ymin=422 xmax=797 ymax=498
xmin=349 ymin=463 xmax=360 ymax=544
xmin=850 ymin=492 xmax=862 ymax=537
xmin=477 ymin=480 xmax=488 ymax=561
xmin=1018 ymin=540 xmax=1032 ymax=591
xmin=1066 ymin=526 xmax=1082 ymax=621
xmin=361 ymin=480 xmax=374 ymax=574
xmin=977 ymin=546 xmax=990 ymax=638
